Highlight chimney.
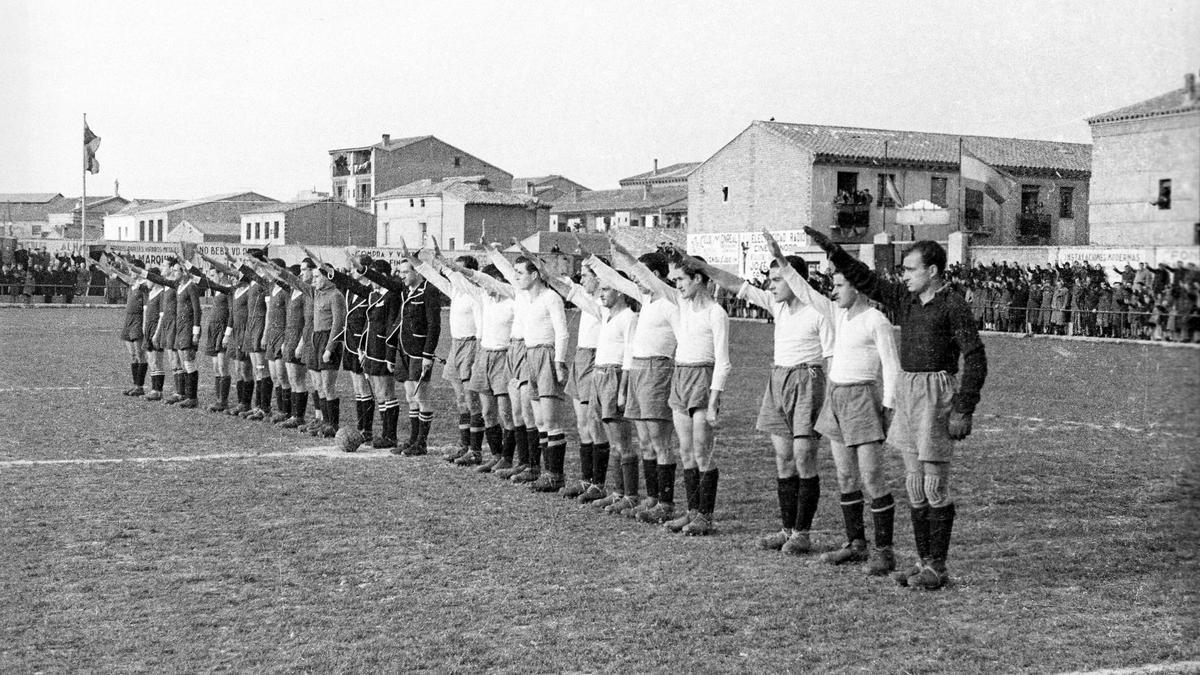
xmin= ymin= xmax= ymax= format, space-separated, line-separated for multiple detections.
xmin=114 ymin=179 xmax=120 ymax=197
xmin=1186 ymin=72 xmax=1197 ymax=102
xmin=382 ymin=133 xmax=391 ymax=145
xmin=653 ymin=158 xmax=659 ymax=175
xmin=572 ymin=187 xmax=582 ymax=201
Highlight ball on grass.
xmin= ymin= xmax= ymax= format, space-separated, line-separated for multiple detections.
xmin=335 ymin=428 xmax=363 ymax=453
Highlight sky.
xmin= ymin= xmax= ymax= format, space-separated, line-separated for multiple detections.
xmin=2 ymin=0 xmax=1198 ymax=201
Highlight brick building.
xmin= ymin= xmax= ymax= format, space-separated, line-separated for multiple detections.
xmin=103 ymin=192 xmax=277 ymax=242
xmin=549 ymin=187 xmax=688 ymax=232
xmin=1087 ymin=71 xmax=1200 ymax=246
xmin=46 ymin=195 xmax=130 ymax=240
xmin=511 ymin=175 xmax=590 ymax=204
xmin=328 ymin=135 xmax=513 ymax=209
xmin=618 ymin=160 xmax=700 ymax=189
xmin=165 ymin=220 xmax=243 ymax=244
xmin=374 ymin=176 xmax=548 ymax=250
xmin=688 ymin=121 xmax=1092 ymax=272
xmin=239 ymin=200 xmax=377 ymax=247
xmin=2 ymin=193 xmax=74 ymax=238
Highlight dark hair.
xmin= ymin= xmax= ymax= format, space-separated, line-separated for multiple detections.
xmin=514 ymin=256 xmax=539 ymax=278
xmin=671 ymin=253 xmax=709 ymax=283
xmin=270 ymin=257 xmax=286 ymax=268
xmin=902 ymin=240 xmax=947 ymax=277
xmin=770 ymin=254 xmax=808 ymax=280
xmin=481 ymin=264 xmax=504 ymax=281
xmin=456 ymin=255 xmax=479 ymax=271
xmin=638 ymin=251 xmax=669 ymax=279
xmin=131 ymin=258 xmax=146 ymax=270
xmin=164 ymin=256 xmax=179 ymax=267
xmin=371 ymin=259 xmax=392 ymax=276
xmin=148 ymin=266 xmax=161 ymax=276
xmin=616 ymin=270 xmax=641 ymax=312
xmin=288 ymin=264 xmax=301 ymax=276
xmin=301 ymin=258 xmax=317 ymax=270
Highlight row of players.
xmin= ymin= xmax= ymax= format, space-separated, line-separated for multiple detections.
xmin=94 ymin=227 xmax=986 ymax=591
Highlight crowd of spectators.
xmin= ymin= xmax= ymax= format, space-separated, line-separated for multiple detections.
xmin=0 ymin=246 xmax=109 ymax=304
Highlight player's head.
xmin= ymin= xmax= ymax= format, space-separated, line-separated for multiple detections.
xmin=832 ymin=271 xmax=863 ymax=309
xmin=513 ymin=256 xmax=541 ymax=290
xmin=396 ymin=258 xmax=421 ymax=287
xmin=901 ymin=240 xmax=946 ymax=294
xmin=768 ymin=255 xmax=807 ymax=303
xmin=456 ymin=255 xmax=479 ymax=271
xmin=668 ymin=254 xmax=710 ymax=301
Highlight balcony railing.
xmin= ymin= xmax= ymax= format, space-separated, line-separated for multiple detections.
xmin=1017 ymin=213 xmax=1052 ymax=243
xmin=833 ymin=203 xmax=870 ymax=237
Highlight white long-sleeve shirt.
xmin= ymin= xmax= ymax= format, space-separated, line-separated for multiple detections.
xmin=487 ymin=248 xmax=528 ymax=341
xmin=595 ymin=305 xmax=637 ymax=370
xmin=521 ymin=286 xmax=568 ymax=362
xmin=416 ymin=262 xmax=479 ymax=340
xmin=778 ymin=266 xmax=900 ymax=407
xmin=674 ymin=298 xmax=733 ymax=391
xmin=458 ymin=276 xmax=515 ymax=350
xmin=566 ymin=283 xmax=604 ymax=349
xmin=739 ymin=282 xmax=834 ymax=367
xmin=588 ymin=255 xmax=677 ymax=359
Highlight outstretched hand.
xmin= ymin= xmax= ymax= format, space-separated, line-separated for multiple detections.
xmin=761 ymin=229 xmax=786 ymax=261
xmin=803 ymin=226 xmax=835 ymax=251
xmin=947 ymin=411 xmax=973 ymax=440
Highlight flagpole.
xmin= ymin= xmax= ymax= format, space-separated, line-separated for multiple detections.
xmin=882 ymin=140 xmax=889 ymax=240
xmin=958 ymin=138 xmax=964 ymax=233
xmin=81 ymin=113 xmax=88 ymax=249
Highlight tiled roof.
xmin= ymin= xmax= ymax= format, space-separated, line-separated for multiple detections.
xmin=111 ymin=199 xmax=181 ymax=215
xmin=549 ymin=187 xmax=688 ymax=215
xmin=241 ymin=200 xmax=337 ymax=215
xmin=329 ymin=135 xmax=431 ymax=154
xmin=0 ymin=193 xmax=63 ymax=203
xmin=1087 ymin=86 xmax=1200 ymax=124
xmin=512 ymin=176 xmax=559 ymax=189
xmin=376 ymin=177 xmax=540 ymax=207
xmin=754 ymin=121 xmax=1091 ymax=174
xmin=515 ymin=228 xmax=687 ymax=257
xmin=128 ymin=191 xmax=278 ymax=214
xmin=619 ymin=162 xmax=701 ymax=185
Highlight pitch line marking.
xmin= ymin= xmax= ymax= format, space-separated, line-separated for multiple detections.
xmin=980 ymin=413 xmax=1197 ymax=440
xmin=0 ymin=386 xmax=124 ymax=393
xmin=1058 ymin=661 xmax=1200 ymax=674
xmin=0 ymin=445 xmax=393 ymax=468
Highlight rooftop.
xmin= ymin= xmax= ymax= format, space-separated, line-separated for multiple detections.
xmin=619 ymin=162 xmax=701 ymax=185
xmin=1087 ymin=77 xmax=1200 ymax=124
xmin=376 ymin=177 xmax=541 ymax=207
xmin=754 ymin=121 xmax=1092 ymax=175
xmin=549 ymin=187 xmax=688 ymax=215
xmin=124 ymin=191 xmax=277 ymax=214
xmin=329 ymin=135 xmax=432 ymax=154
xmin=241 ymin=199 xmax=340 ymax=215
xmin=0 ymin=193 xmax=64 ymax=204
xmin=179 ymin=220 xmax=242 ymax=236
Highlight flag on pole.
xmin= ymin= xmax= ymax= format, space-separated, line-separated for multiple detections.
xmin=885 ymin=175 xmax=904 ymax=207
xmin=960 ymin=148 xmax=1014 ymax=204
xmin=84 ymin=122 xmax=101 ymax=174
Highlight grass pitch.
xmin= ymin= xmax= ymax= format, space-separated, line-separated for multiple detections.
xmin=1 ymin=308 xmax=1197 ymax=673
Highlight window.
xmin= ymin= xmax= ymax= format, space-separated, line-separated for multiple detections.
xmin=139 ymin=220 xmax=145 ymax=241
xmin=1021 ymin=185 xmax=1041 ymax=214
xmin=1158 ymin=179 xmax=1172 ymax=209
xmin=419 ymin=222 xmax=427 ymax=241
xmin=453 ymin=156 xmax=461 ymax=167
xmin=157 ymin=219 xmax=164 ymax=241
xmin=448 ymin=237 xmax=455 ymax=250
xmin=336 ymin=186 xmax=344 ymax=199
xmin=722 ymin=186 xmax=729 ymax=202
xmin=383 ymin=202 xmax=387 ymax=211
xmin=1059 ymin=187 xmax=1075 ymax=218
xmin=964 ymin=188 xmax=984 ymax=230
xmin=876 ymin=174 xmax=897 ymax=207
xmin=420 ymin=199 xmax=425 ymax=208
xmin=930 ymin=177 xmax=948 ymax=208
xmin=246 ymin=223 xmax=252 ymax=240
xmin=836 ymin=171 xmax=858 ymax=197
xmin=273 ymin=221 xmax=280 ymax=239
xmin=254 ymin=222 xmax=261 ymax=240
xmin=359 ymin=184 xmax=370 ymax=200
xmin=409 ymin=199 xmax=414 ymax=207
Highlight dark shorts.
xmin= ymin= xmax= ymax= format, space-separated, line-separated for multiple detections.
xmin=307 ymin=330 xmax=342 ymax=372
xmin=203 ymin=325 xmax=227 ymax=358
xmin=395 ymin=353 xmax=433 ymax=383
xmin=264 ymin=328 xmax=286 ymax=361
xmin=624 ymin=356 xmax=673 ymax=421
xmin=175 ymin=324 xmax=199 ymax=354
xmin=668 ymin=363 xmax=713 ymax=415
xmin=243 ymin=318 xmax=265 ymax=354
xmin=815 ymin=381 xmax=886 ymax=447
xmin=756 ymin=363 xmax=825 ymax=439
xmin=565 ymin=347 xmax=596 ymax=403
xmin=159 ymin=320 xmax=177 ymax=351
xmin=122 ymin=315 xmax=143 ymax=343
xmin=889 ymin=371 xmax=956 ymax=462
xmin=443 ymin=337 xmax=478 ymax=383
xmin=526 ymin=344 xmax=565 ymax=400
xmin=469 ymin=347 xmax=511 ymax=396
xmin=341 ymin=341 xmax=364 ymax=374
xmin=592 ymin=364 xmax=624 ymax=422
xmin=507 ymin=339 xmax=528 ymax=385
xmin=226 ymin=327 xmax=244 ymax=361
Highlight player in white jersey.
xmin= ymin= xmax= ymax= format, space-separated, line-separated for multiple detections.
xmin=415 ymin=240 xmax=485 ymax=464
xmin=766 ymin=231 xmax=900 ymax=575
xmin=485 ymin=245 xmax=546 ymax=484
xmin=674 ymin=246 xmax=834 ymax=554
xmin=442 ymin=257 xmax=519 ymax=474
xmin=587 ymin=241 xmax=678 ymax=520
xmin=514 ymin=242 xmax=610 ymax=500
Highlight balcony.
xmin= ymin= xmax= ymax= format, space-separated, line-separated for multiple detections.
xmin=833 ymin=203 xmax=870 ymax=236
xmin=1017 ymin=213 xmax=1052 ymax=243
